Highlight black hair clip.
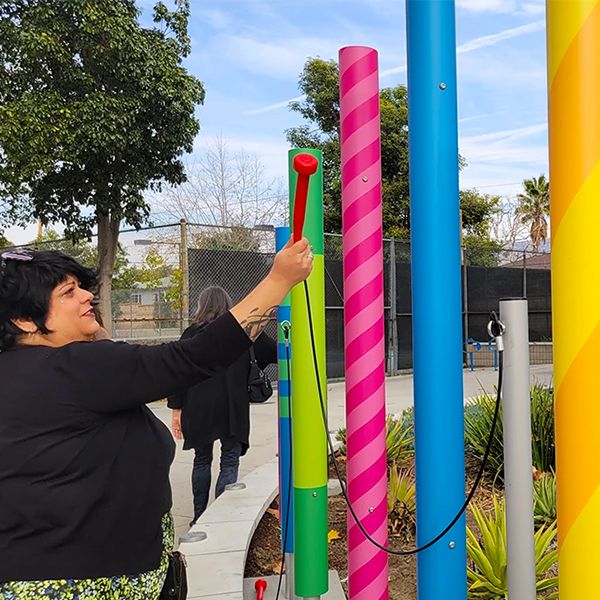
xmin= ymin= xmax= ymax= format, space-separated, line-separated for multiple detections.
xmin=0 ymin=248 xmax=34 ymax=274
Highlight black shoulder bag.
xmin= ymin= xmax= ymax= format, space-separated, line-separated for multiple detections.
xmin=160 ymin=551 xmax=188 ymax=600
xmin=247 ymin=346 xmax=273 ymax=403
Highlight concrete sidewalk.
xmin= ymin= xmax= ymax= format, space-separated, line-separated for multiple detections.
xmin=150 ymin=365 xmax=553 ymax=542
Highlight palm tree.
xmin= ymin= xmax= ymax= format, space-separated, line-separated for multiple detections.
xmin=517 ymin=174 xmax=550 ymax=251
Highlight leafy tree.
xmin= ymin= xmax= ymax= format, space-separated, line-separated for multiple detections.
xmin=0 ymin=232 xmax=12 ymax=248
xmin=517 ymin=174 xmax=550 ymax=251
xmin=287 ymin=58 xmax=477 ymax=240
xmin=460 ymin=189 xmax=500 ymax=237
xmin=459 ymin=189 xmax=504 ymax=266
xmin=287 ymin=58 xmax=410 ymax=236
xmin=0 ymin=0 xmax=205 ymax=332
xmin=28 ymin=229 xmax=134 ymax=293
xmin=114 ymin=247 xmax=179 ymax=327
xmin=127 ymin=247 xmax=172 ymax=290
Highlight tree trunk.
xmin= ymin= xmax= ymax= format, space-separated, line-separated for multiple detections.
xmin=97 ymin=211 xmax=120 ymax=336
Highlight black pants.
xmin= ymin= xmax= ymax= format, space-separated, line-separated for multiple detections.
xmin=191 ymin=437 xmax=242 ymax=523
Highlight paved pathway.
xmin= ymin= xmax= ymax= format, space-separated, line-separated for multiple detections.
xmin=150 ymin=365 xmax=553 ymax=542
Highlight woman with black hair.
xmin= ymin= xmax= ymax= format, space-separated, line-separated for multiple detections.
xmin=169 ymin=286 xmax=276 ymax=524
xmin=0 ymin=240 xmax=312 ymax=599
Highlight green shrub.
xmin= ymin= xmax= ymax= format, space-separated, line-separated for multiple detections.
xmin=464 ymin=385 xmax=555 ymax=480
xmin=533 ymin=472 xmax=557 ymax=527
xmin=467 ymin=498 xmax=558 ymax=599
xmin=336 ymin=413 xmax=413 ymax=466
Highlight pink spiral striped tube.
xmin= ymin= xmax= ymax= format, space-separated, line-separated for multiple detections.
xmin=339 ymin=46 xmax=388 ymax=600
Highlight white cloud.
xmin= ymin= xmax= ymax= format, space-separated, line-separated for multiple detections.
xmin=457 ymin=0 xmax=517 ymax=13
xmin=460 ymin=123 xmax=548 ymax=178
xmin=457 ymin=21 xmax=544 ymax=53
xmin=463 ymin=122 xmax=546 ymax=144
xmin=247 ymin=20 xmax=544 ymax=114
xmin=380 ymin=64 xmax=406 ymax=78
xmin=244 ymin=95 xmax=306 ymax=116
xmin=219 ymin=34 xmax=339 ymax=81
xmin=457 ymin=0 xmax=545 ymax=17
xmin=457 ymin=39 xmax=546 ymax=92
xmin=518 ymin=1 xmax=545 ymax=16
xmin=459 ymin=112 xmax=504 ymax=123
xmin=199 ymin=8 xmax=233 ymax=31
xmin=459 ymin=163 xmax=543 ymax=198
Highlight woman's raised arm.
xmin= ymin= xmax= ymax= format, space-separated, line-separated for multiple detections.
xmin=230 ymin=237 xmax=312 ymax=340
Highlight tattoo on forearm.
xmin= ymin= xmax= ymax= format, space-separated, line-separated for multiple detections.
xmin=239 ymin=306 xmax=278 ymax=340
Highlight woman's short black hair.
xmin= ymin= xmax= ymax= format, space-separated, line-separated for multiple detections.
xmin=0 ymin=249 xmax=98 ymax=351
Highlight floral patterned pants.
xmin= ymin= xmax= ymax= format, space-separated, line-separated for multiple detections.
xmin=0 ymin=514 xmax=173 ymax=600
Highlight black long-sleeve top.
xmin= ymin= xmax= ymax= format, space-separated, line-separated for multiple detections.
xmin=167 ymin=326 xmax=277 ymax=453
xmin=0 ymin=312 xmax=250 ymax=583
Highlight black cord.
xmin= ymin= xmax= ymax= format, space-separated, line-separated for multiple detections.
xmin=274 ymin=329 xmax=293 ymax=600
xmin=303 ymin=280 xmax=504 ymax=555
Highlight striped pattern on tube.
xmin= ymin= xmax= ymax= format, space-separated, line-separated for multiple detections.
xmin=339 ymin=46 xmax=389 ymax=600
xmin=547 ymin=2 xmax=600 ymax=596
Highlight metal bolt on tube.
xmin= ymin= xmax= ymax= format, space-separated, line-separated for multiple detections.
xmin=499 ymin=298 xmax=536 ymax=600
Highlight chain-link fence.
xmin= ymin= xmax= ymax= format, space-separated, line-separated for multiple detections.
xmin=10 ymin=222 xmax=553 ymax=376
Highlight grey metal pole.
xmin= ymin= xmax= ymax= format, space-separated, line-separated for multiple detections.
xmin=389 ymin=238 xmax=398 ymax=376
xmin=285 ymin=552 xmax=298 ymax=599
xmin=499 ymin=298 xmax=536 ymax=600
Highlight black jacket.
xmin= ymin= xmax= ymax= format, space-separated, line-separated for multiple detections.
xmin=167 ymin=324 xmax=276 ymax=453
xmin=0 ymin=312 xmax=250 ymax=582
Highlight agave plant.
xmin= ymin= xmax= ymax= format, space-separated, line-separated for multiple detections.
xmin=387 ymin=462 xmax=416 ymax=540
xmin=464 ymin=384 xmax=556 ymax=481
xmin=530 ymin=385 xmax=555 ymax=474
xmin=385 ymin=414 xmax=413 ymax=465
xmin=533 ymin=471 xmax=556 ymax=527
xmin=464 ymin=393 xmax=505 ymax=479
xmin=467 ymin=498 xmax=558 ymax=598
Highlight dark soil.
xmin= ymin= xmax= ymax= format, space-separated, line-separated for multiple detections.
xmin=245 ymin=453 xmax=497 ymax=599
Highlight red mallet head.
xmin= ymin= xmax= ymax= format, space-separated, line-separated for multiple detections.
xmin=255 ymin=578 xmax=267 ymax=600
xmin=293 ymin=153 xmax=319 ymax=176
xmin=292 ymin=153 xmax=319 ymax=242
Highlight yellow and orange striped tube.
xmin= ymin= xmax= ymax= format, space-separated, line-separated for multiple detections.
xmin=546 ymin=1 xmax=600 ymax=596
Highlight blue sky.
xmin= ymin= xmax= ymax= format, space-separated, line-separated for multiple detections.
xmin=7 ymin=0 xmax=549 ymax=243
xmin=173 ymin=0 xmax=548 ymax=189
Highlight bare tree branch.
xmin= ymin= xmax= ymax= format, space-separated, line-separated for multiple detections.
xmin=150 ymin=135 xmax=287 ymax=227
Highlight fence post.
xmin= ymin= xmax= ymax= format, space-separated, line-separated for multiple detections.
xmin=462 ymin=245 xmax=469 ymax=366
xmin=179 ymin=219 xmax=190 ymax=332
xmin=522 ymin=250 xmax=527 ymax=298
xmin=389 ymin=238 xmax=398 ymax=376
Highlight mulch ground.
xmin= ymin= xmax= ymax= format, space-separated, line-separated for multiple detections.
xmin=244 ymin=452 xmax=498 ymax=599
